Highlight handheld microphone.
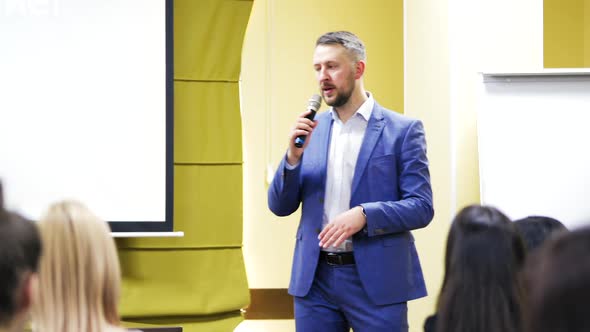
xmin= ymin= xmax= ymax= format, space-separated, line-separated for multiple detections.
xmin=294 ymin=94 xmax=322 ymax=148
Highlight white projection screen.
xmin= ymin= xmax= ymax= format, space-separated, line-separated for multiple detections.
xmin=0 ymin=0 xmax=174 ymax=232
xmin=477 ymin=72 xmax=590 ymax=230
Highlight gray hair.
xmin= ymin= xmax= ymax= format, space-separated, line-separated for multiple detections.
xmin=316 ymin=31 xmax=366 ymax=62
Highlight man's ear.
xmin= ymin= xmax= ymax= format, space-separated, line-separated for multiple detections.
xmin=354 ymin=60 xmax=366 ymax=80
xmin=18 ymin=273 xmax=37 ymax=311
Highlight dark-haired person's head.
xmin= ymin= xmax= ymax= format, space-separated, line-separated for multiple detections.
xmin=525 ymin=226 xmax=590 ymax=332
xmin=435 ymin=205 xmax=526 ymax=332
xmin=513 ymin=215 xmax=567 ymax=252
xmin=0 ymin=182 xmax=42 ymax=332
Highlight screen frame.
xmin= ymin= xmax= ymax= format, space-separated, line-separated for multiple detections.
xmin=108 ymin=0 xmax=174 ymax=233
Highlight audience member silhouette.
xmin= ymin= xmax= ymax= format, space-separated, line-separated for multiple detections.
xmin=524 ymin=226 xmax=590 ymax=332
xmin=513 ymin=215 xmax=567 ymax=252
xmin=33 ymin=200 xmax=129 ymax=332
xmin=424 ymin=205 xmax=526 ymax=332
xmin=0 ymin=182 xmax=42 ymax=332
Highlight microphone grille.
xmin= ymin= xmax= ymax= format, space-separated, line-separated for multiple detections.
xmin=308 ymin=94 xmax=322 ymax=111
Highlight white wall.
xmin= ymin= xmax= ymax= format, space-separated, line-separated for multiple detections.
xmin=241 ymin=0 xmax=299 ymax=288
xmin=448 ymin=0 xmax=545 ymax=211
xmin=407 ymin=0 xmax=546 ymax=327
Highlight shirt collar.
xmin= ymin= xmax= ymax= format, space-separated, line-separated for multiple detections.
xmin=330 ymin=92 xmax=374 ymax=122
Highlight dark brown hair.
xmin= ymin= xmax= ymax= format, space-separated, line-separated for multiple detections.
xmin=0 ymin=181 xmax=42 ymax=325
xmin=513 ymin=215 xmax=567 ymax=252
xmin=436 ymin=205 xmax=526 ymax=332
xmin=525 ymin=227 xmax=590 ymax=332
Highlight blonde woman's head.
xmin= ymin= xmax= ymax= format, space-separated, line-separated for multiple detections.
xmin=34 ymin=200 xmax=121 ymax=332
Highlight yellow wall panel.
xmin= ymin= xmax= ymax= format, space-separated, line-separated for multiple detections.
xmin=175 ymin=0 xmax=253 ymax=81
xmin=119 ymin=248 xmax=249 ymax=317
xmin=119 ymin=0 xmax=252 ymax=327
xmin=174 ymin=81 xmax=242 ymax=163
xmin=544 ymin=0 xmax=585 ymax=67
xmin=118 ymin=165 xmax=243 ymax=249
xmin=172 ymin=165 xmax=243 ymax=247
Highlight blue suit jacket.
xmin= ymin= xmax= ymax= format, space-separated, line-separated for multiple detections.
xmin=268 ymin=102 xmax=434 ymax=305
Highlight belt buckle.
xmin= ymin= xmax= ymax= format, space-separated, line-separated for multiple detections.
xmin=326 ymin=252 xmax=343 ymax=266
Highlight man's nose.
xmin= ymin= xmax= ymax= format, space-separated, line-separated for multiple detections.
xmin=317 ymin=68 xmax=329 ymax=82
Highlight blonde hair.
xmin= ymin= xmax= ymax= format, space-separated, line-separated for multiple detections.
xmin=33 ymin=200 xmax=123 ymax=332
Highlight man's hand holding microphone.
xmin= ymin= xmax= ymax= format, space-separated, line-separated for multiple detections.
xmin=287 ymin=94 xmax=322 ymax=166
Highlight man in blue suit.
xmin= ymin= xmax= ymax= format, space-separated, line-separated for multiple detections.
xmin=268 ymin=31 xmax=434 ymax=332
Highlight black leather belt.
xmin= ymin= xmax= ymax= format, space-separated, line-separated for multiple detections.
xmin=320 ymin=251 xmax=355 ymax=265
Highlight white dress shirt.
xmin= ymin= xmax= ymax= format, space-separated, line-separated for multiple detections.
xmin=322 ymin=94 xmax=374 ymax=252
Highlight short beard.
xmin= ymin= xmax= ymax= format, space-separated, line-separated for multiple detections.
xmin=325 ymin=80 xmax=355 ymax=107
xmin=327 ymin=90 xmax=351 ymax=107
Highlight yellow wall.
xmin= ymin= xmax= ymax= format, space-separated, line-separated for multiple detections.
xmin=448 ymin=0 xmax=483 ymax=213
xmin=242 ymin=0 xmax=404 ymax=289
xmin=405 ymin=0 xmax=452 ymax=328
xmin=544 ymin=0 xmax=587 ymax=67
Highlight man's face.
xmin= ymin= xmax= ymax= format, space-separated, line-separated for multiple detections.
xmin=313 ymin=44 xmax=357 ymax=107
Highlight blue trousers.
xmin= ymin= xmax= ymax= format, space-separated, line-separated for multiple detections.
xmin=294 ymin=260 xmax=408 ymax=332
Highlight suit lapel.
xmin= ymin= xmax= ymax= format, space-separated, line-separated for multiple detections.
xmin=351 ymin=104 xmax=385 ymax=196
